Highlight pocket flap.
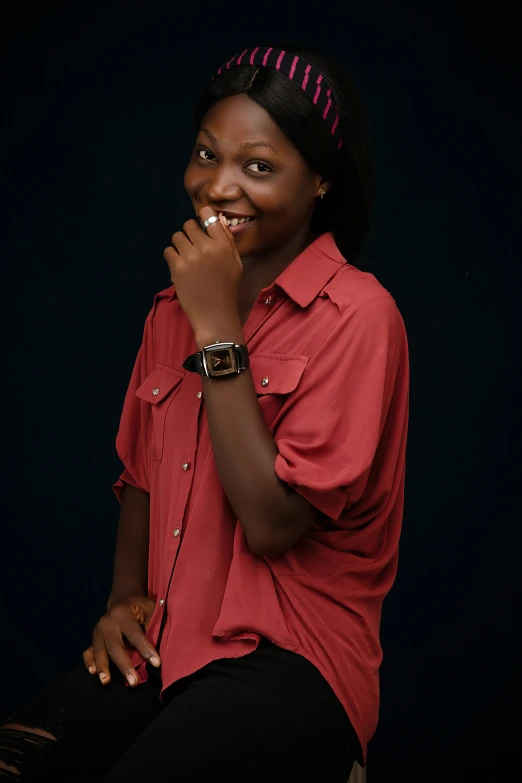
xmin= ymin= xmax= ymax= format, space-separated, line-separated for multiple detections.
xmin=135 ymin=364 xmax=185 ymax=404
xmin=250 ymin=353 xmax=308 ymax=395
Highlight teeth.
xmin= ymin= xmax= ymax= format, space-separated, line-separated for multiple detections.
xmin=225 ymin=216 xmax=253 ymax=226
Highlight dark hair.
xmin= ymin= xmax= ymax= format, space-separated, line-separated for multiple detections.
xmin=194 ymin=45 xmax=372 ymax=262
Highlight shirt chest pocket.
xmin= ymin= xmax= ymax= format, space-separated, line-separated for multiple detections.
xmin=250 ymin=353 xmax=309 ymax=428
xmin=135 ymin=364 xmax=185 ymax=461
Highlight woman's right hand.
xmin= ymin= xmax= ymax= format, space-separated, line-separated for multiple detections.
xmin=82 ymin=595 xmax=161 ymax=686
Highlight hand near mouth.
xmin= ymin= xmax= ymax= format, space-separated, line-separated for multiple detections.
xmin=164 ymin=206 xmax=243 ymax=344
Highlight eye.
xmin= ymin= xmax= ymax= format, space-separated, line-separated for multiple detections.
xmin=246 ymin=162 xmax=272 ymax=174
xmin=196 ymin=148 xmax=215 ymax=162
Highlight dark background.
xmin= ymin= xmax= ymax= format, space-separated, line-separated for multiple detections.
xmin=2 ymin=1 xmax=520 ymax=780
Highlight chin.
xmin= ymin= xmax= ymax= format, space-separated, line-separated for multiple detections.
xmin=233 ymin=233 xmax=261 ymax=258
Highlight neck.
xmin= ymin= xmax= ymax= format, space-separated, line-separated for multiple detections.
xmin=240 ymin=226 xmax=317 ymax=295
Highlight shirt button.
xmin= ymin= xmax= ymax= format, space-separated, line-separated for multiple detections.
xmin=173 ymin=528 xmax=180 ymax=537
xmin=159 ymin=599 xmax=165 ymax=606
xmin=196 ymin=391 xmax=202 ymax=399
xmin=264 ymin=296 xmax=272 ymax=305
xmin=261 ymin=377 xmax=269 ymax=387
xmin=152 ymin=387 xmax=160 ymax=396
xmin=182 ymin=461 xmax=191 ymax=471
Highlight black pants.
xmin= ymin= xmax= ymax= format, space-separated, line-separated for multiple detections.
xmin=0 ymin=639 xmax=359 ymax=782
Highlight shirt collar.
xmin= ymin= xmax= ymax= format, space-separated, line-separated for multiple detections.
xmin=166 ymin=232 xmax=346 ymax=307
xmin=272 ymin=232 xmax=346 ymax=307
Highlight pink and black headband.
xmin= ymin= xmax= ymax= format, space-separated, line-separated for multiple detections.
xmin=214 ymin=47 xmax=343 ymax=151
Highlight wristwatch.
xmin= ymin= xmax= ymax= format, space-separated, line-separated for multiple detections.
xmin=182 ymin=341 xmax=250 ymax=379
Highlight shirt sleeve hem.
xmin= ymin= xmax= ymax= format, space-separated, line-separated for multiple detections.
xmin=275 ymin=456 xmax=347 ymax=520
xmin=112 ymin=470 xmax=149 ymax=504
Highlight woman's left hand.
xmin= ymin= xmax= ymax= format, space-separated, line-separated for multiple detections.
xmin=164 ymin=206 xmax=243 ymax=340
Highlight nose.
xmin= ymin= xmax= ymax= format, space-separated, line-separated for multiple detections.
xmin=204 ymin=166 xmax=242 ymax=204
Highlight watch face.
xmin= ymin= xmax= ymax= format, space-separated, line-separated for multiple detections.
xmin=205 ymin=347 xmax=237 ymax=377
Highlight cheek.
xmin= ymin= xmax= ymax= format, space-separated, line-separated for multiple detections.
xmin=257 ymin=176 xmax=315 ymax=216
xmin=183 ymin=164 xmax=201 ymax=196
xmin=260 ymin=190 xmax=313 ymax=229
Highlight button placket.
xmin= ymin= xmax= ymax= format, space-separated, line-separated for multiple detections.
xmin=243 ymin=289 xmax=281 ymax=345
xmin=156 ymin=375 xmax=199 ymax=638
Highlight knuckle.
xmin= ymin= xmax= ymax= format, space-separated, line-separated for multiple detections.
xmin=96 ymin=618 xmax=112 ymax=636
xmin=109 ymin=608 xmax=128 ymax=628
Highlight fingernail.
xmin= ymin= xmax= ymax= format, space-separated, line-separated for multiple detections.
xmin=150 ymin=656 xmax=161 ymax=667
xmin=88 ymin=666 xmax=95 ymax=674
xmin=127 ymin=674 xmax=137 ymax=686
xmin=99 ymin=673 xmax=108 ymax=682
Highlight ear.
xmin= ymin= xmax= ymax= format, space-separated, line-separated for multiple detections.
xmin=316 ymin=176 xmax=332 ymax=199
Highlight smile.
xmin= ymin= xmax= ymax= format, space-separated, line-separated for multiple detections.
xmin=223 ymin=215 xmax=254 ymax=227
xmin=220 ymin=214 xmax=257 ymax=234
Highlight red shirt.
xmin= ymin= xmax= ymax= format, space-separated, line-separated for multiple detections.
xmin=113 ymin=232 xmax=409 ymax=760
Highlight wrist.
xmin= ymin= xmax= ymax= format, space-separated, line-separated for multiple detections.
xmin=107 ymin=585 xmax=147 ymax=611
xmin=194 ymin=318 xmax=244 ymax=351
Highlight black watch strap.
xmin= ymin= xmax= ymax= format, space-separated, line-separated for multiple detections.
xmin=183 ymin=351 xmax=204 ymax=375
xmin=183 ymin=343 xmax=249 ymax=377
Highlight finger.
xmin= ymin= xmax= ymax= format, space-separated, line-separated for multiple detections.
xmin=170 ymin=229 xmax=192 ymax=255
xmin=121 ymin=619 xmax=161 ymax=667
xmin=217 ymin=212 xmax=242 ymax=271
xmin=143 ymin=601 xmax=156 ymax=633
xmin=92 ymin=628 xmax=112 ymax=685
xmin=198 ymin=206 xmax=224 ymax=239
xmin=95 ymin=624 xmax=139 ymax=686
xmin=164 ymin=245 xmax=179 ymax=278
xmin=82 ymin=646 xmax=97 ymax=675
xmin=182 ymin=219 xmax=204 ymax=244
xmin=199 ymin=207 xmax=240 ymax=263
xmin=218 ymin=211 xmax=237 ymax=246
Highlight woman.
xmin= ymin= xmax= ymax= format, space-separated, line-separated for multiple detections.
xmin=0 ymin=45 xmax=409 ymax=782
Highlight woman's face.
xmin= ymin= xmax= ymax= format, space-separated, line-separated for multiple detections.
xmin=184 ymin=93 xmax=325 ymax=259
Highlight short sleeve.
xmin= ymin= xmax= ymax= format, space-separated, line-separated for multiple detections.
xmin=112 ymin=308 xmax=155 ymax=502
xmin=274 ymin=294 xmax=409 ymax=520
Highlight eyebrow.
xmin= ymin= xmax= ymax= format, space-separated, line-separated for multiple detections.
xmin=200 ymin=127 xmax=279 ymax=155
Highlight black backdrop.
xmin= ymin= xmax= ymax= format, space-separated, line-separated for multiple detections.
xmin=2 ymin=2 xmax=520 ymax=779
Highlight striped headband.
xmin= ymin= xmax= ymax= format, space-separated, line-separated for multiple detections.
xmin=214 ymin=47 xmax=343 ymax=151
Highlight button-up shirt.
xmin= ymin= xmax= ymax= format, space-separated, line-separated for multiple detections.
xmin=113 ymin=232 xmax=409 ymax=760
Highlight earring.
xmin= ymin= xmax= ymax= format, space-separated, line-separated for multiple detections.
xmin=319 ymin=187 xmax=326 ymax=199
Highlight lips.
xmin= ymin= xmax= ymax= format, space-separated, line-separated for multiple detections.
xmin=219 ymin=212 xmax=256 ymax=228
xmin=197 ymin=207 xmax=258 ymax=235
xmin=225 ymin=216 xmax=257 ymax=235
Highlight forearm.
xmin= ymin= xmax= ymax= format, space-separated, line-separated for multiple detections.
xmin=108 ymin=483 xmax=150 ymax=609
xmin=196 ymin=320 xmax=316 ymax=556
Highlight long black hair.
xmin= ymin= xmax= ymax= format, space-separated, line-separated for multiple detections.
xmin=194 ymin=45 xmax=372 ymax=262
